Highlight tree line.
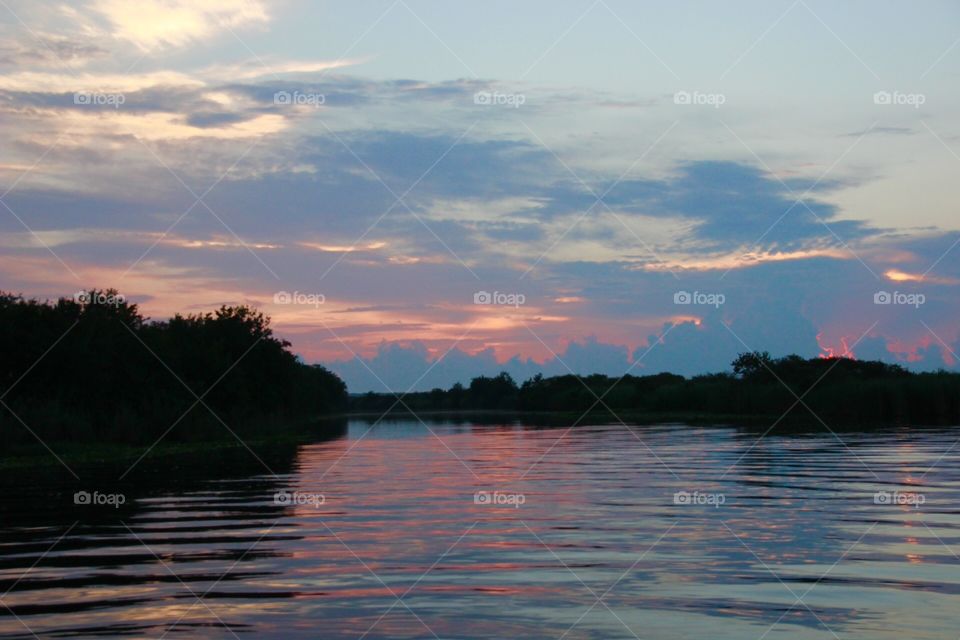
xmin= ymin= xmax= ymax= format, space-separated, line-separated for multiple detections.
xmin=0 ymin=290 xmax=347 ymax=447
xmin=350 ymin=352 xmax=960 ymax=425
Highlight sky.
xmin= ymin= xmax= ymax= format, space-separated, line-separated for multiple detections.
xmin=1 ymin=0 xmax=959 ymax=391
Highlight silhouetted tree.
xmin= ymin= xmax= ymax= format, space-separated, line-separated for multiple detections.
xmin=0 ymin=290 xmax=348 ymax=447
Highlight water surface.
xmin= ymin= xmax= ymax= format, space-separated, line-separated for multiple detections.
xmin=1 ymin=420 xmax=959 ymax=639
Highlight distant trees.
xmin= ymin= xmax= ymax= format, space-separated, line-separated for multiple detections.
xmin=0 ymin=290 xmax=347 ymax=446
xmin=468 ymin=372 xmax=518 ymax=409
xmin=350 ymin=351 xmax=960 ymax=426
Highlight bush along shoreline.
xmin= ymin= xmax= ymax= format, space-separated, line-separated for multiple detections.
xmin=349 ymin=352 xmax=960 ymax=426
xmin=0 ymin=290 xmax=347 ymax=451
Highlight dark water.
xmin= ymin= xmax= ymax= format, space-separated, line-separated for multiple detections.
xmin=1 ymin=420 xmax=959 ymax=639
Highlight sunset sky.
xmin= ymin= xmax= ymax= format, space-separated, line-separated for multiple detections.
xmin=2 ymin=0 xmax=959 ymax=390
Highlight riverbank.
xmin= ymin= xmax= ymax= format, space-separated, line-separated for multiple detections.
xmin=0 ymin=418 xmax=348 ymax=475
xmin=6 ymin=407 xmax=955 ymax=475
xmin=349 ymin=407 xmax=956 ymax=430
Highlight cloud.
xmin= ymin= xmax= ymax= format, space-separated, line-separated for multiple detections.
xmin=90 ymin=0 xmax=269 ymax=50
xmin=842 ymin=126 xmax=915 ymax=137
xmin=0 ymin=34 xmax=109 ymax=66
xmin=326 ymin=338 xmax=632 ymax=393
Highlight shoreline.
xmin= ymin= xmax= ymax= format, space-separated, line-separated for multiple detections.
xmin=3 ymin=410 xmax=954 ymax=473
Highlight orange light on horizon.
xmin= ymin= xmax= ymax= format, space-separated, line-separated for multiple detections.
xmin=816 ymin=332 xmax=855 ymax=359
xmin=884 ymin=269 xmax=960 ymax=285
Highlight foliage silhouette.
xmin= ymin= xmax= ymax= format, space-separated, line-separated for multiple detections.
xmin=350 ymin=351 xmax=960 ymax=426
xmin=0 ymin=290 xmax=347 ymax=447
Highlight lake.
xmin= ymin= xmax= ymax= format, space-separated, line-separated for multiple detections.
xmin=1 ymin=419 xmax=959 ymax=639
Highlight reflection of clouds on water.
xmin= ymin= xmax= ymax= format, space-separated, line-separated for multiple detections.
xmin=1 ymin=422 xmax=958 ymax=639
